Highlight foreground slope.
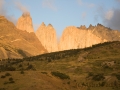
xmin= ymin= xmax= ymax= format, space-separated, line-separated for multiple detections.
xmin=0 ymin=16 xmax=47 ymax=59
xmin=0 ymin=41 xmax=120 ymax=90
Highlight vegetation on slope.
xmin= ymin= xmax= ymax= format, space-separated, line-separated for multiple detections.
xmin=0 ymin=41 xmax=120 ymax=90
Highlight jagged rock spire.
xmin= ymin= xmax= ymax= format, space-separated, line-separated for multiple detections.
xmin=16 ymin=12 xmax=34 ymax=33
xmin=36 ymin=23 xmax=58 ymax=52
xmin=79 ymin=25 xmax=87 ymax=29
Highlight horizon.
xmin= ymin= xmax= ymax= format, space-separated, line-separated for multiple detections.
xmin=0 ymin=0 xmax=120 ymax=37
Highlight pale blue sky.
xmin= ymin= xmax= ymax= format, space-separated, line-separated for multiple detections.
xmin=0 ymin=0 xmax=120 ymax=37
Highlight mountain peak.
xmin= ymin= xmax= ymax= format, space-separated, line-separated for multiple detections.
xmin=97 ymin=23 xmax=104 ymax=27
xmin=41 ymin=22 xmax=46 ymax=26
xmin=16 ymin=12 xmax=34 ymax=33
xmin=0 ymin=15 xmax=5 ymax=19
xmin=48 ymin=24 xmax=53 ymax=27
xmin=22 ymin=12 xmax=30 ymax=17
xmin=88 ymin=24 xmax=95 ymax=30
xmin=0 ymin=16 xmax=7 ymax=22
xmin=36 ymin=23 xmax=58 ymax=52
xmin=96 ymin=23 xmax=112 ymax=30
xmin=79 ymin=25 xmax=87 ymax=29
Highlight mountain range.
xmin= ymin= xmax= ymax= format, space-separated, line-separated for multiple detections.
xmin=0 ymin=15 xmax=47 ymax=59
xmin=0 ymin=12 xmax=120 ymax=59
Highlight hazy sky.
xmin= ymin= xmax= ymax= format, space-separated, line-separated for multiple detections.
xmin=0 ymin=0 xmax=120 ymax=37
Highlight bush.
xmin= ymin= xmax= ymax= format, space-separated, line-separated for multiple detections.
xmin=26 ymin=64 xmax=35 ymax=70
xmin=116 ymin=74 xmax=120 ymax=80
xmin=6 ymin=66 xmax=16 ymax=71
xmin=67 ymin=81 xmax=70 ymax=84
xmin=9 ymin=77 xmax=13 ymax=82
xmin=5 ymin=72 xmax=11 ymax=76
xmin=20 ymin=70 xmax=24 ymax=74
xmin=100 ymin=81 xmax=106 ymax=87
xmin=4 ymin=81 xmax=8 ymax=85
xmin=87 ymin=72 xmax=94 ymax=78
xmin=9 ymin=77 xmax=15 ymax=83
xmin=1 ymin=75 xmax=6 ymax=78
xmin=9 ymin=81 xmax=15 ymax=83
xmin=41 ymin=72 xmax=47 ymax=74
xmin=92 ymin=73 xmax=105 ymax=81
xmin=51 ymin=71 xmax=70 ymax=79
xmin=19 ymin=64 xmax=22 ymax=67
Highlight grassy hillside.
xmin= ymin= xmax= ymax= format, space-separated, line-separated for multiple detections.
xmin=0 ymin=41 xmax=120 ymax=90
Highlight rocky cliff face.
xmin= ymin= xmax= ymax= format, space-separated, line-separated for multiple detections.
xmin=1 ymin=13 xmax=120 ymax=58
xmin=16 ymin=12 xmax=34 ymax=33
xmin=36 ymin=23 xmax=58 ymax=52
xmin=0 ymin=16 xmax=47 ymax=59
xmin=89 ymin=24 xmax=120 ymax=41
xmin=59 ymin=24 xmax=120 ymax=51
xmin=59 ymin=26 xmax=103 ymax=51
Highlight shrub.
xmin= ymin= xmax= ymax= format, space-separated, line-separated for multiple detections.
xmin=6 ymin=66 xmax=16 ymax=71
xmin=9 ymin=80 xmax=15 ymax=83
xmin=9 ymin=77 xmax=15 ymax=83
xmin=20 ymin=70 xmax=24 ymax=74
xmin=51 ymin=71 xmax=70 ymax=79
xmin=92 ymin=73 xmax=105 ymax=81
xmin=9 ymin=77 xmax=13 ymax=82
xmin=5 ymin=72 xmax=11 ymax=76
xmin=67 ymin=81 xmax=70 ymax=84
xmin=19 ymin=64 xmax=22 ymax=67
xmin=4 ymin=81 xmax=8 ymax=85
xmin=87 ymin=72 xmax=94 ymax=78
xmin=74 ymin=80 xmax=76 ymax=82
xmin=100 ymin=81 xmax=106 ymax=87
xmin=1 ymin=75 xmax=6 ymax=78
xmin=116 ymin=75 xmax=120 ymax=80
xmin=48 ymin=59 xmax=51 ymax=62
xmin=41 ymin=72 xmax=47 ymax=74
xmin=26 ymin=64 xmax=35 ymax=70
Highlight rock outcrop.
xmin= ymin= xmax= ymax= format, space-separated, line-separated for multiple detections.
xmin=1 ymin=13 xmax=120 ymax=58
xmin=36 ymin=23 xmax=58 ymax=52
xmin=59 ymin=26 xmax=103 ymax=51
xmin=59 ymin=24 xmax=120 ymax=51
xmin=16 ymin=12 xmax=34 ymax=33
xmin=89 ymin=24 xmax=120 ymax=41
xmin=0 ymin=16 xmax=47 ymax=59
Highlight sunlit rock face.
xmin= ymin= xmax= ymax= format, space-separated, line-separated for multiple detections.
xmin=16 ymin=12 xmax=34 ymax=33
xmin=59 ymin=24 xmax=120 ymax=51
xmin=0 ymin=16 xmax=47 ymax=59
xmin=36 ymin=23 xmax=58 ymax=52
xmin=88 ymin=24 xmax=120 ymax=41
xmin=59 ymin=26 xmax=103 ymax=51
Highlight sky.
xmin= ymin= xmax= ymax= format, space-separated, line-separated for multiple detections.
xmin=0 ymin=0 xmax=120 ymax=37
